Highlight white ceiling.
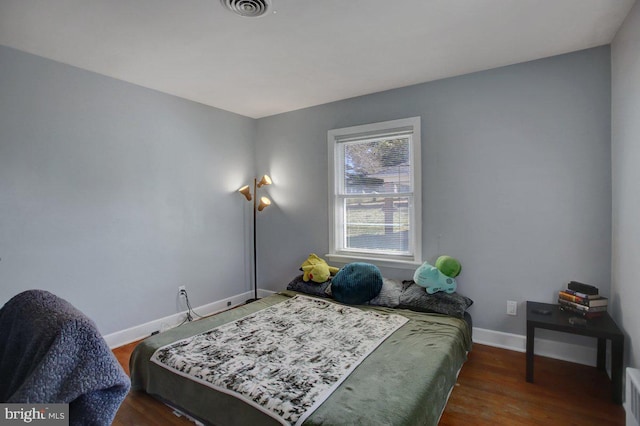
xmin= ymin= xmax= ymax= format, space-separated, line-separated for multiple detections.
xmin=0 ymin=0 xmax=635 ymax=118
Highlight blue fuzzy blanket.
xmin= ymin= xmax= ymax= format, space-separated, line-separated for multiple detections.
xmin=0 ymin=290 xmax=130 ymax=425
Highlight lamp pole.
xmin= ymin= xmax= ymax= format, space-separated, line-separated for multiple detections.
xmin=239 ymin=175 xmax=270 ymax=303
xmin=250 ymin=177 xmax=258 ymax=302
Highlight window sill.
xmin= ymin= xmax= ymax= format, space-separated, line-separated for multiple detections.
xmin=325 ymin=254 xmax=422 ymax=270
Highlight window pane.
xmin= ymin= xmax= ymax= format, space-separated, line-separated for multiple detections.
xmin=344 ymin=196 xmax=411 ymax=254
xmin=343 ymin=138 xmax=411 ymax=195
xmin=329 ymin=116 xmax=421 ymax=262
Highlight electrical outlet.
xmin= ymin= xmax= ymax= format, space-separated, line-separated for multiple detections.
xmin=507 ymin=300 xmax=518 ymax=316
xmin=178 ymin=285 xmax=186 ymax=296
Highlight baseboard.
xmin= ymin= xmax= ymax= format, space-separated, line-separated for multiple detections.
xmin=104 ymin=290 xmax=256 ymax=348
xmin=473 ymin=327 xmax=598 ymax=367
xmin=107 ymin=294 xmax=598 ymax=369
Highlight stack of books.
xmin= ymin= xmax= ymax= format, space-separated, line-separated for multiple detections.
xmin=558 ymin=281 xmax=608 ymax=318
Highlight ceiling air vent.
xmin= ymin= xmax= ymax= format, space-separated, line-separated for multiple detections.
xmin=221 ymin=0 xmax=272 ymax=18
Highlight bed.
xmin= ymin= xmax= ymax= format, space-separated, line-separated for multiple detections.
xmin=130 ymin=279 xmax=472 ymax=426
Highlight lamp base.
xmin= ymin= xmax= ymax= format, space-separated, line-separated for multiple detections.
xmin=245 ymin=298 xmax=261 ymax=304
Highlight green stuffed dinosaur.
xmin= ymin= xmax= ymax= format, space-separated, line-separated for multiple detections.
xmin=301 ymin=253 xmax=340 ymax=283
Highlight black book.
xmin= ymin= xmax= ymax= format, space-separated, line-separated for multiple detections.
xmin=568 ymin=281 xmax=599 ymax=296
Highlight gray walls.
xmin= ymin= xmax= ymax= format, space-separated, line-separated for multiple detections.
xmin=0 ymin=42 xmax=617 ymax=343
xmin=612 ymin=1 xmax=640 ymax=369
xmin=0 ymin=46 xmax=256 ymax=335
xmin=256 ymin=47 xmax=612 ymax=335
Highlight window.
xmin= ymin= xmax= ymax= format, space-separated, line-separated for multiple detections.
xmin=328 ymin=117 xmax=421 ymax=267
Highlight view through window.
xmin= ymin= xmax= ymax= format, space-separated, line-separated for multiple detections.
xmin=328 ymin=117 xmax=421 ymax=264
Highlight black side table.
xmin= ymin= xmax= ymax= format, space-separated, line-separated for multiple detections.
xmin=526 ymin=301 xmax=624 ymax=404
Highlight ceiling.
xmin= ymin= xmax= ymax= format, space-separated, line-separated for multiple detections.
xmin=0 ymin=0 xmax=635 ymax=118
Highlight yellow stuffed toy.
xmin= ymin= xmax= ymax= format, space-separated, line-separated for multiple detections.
xmin=301 ymin=254 xmax=340 ymax=283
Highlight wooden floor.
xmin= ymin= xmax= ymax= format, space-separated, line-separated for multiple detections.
xmin=112 ymin=342 xmax=625 ymax=425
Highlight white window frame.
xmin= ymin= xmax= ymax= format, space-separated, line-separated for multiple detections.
xmin=327 ymin=117 xmax=422 ymax=268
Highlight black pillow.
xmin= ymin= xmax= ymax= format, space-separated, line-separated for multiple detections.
xmin=399 ymin=280 xmax=473 ymax=318
xmin=286 ymin=274 xmax=331 ymax=298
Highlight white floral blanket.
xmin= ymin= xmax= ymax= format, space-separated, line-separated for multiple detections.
xmin=151 ymin=295 xmax=408 ymax=425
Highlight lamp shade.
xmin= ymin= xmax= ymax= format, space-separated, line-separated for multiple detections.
xmin=238 ymin=185 xmax=252 ymax=201
xmin=258 ymin=196 xmax=271 ymax=211
xmin=257 ymin=175 xmax=272 ymax=187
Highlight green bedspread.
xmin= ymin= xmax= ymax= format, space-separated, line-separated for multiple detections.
xmin=130 ymin=291 xmax=472 ymax=426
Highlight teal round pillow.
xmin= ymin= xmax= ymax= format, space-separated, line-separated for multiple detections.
xmin=331 ymin=262 xmax=383 ymax=304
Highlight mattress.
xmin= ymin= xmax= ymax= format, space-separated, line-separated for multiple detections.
xmin=130 ymin=291 xmax=472 ymax=426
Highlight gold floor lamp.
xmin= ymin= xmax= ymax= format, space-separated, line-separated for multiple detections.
xmin=238 ymin=174 xmax=272 ymax=303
